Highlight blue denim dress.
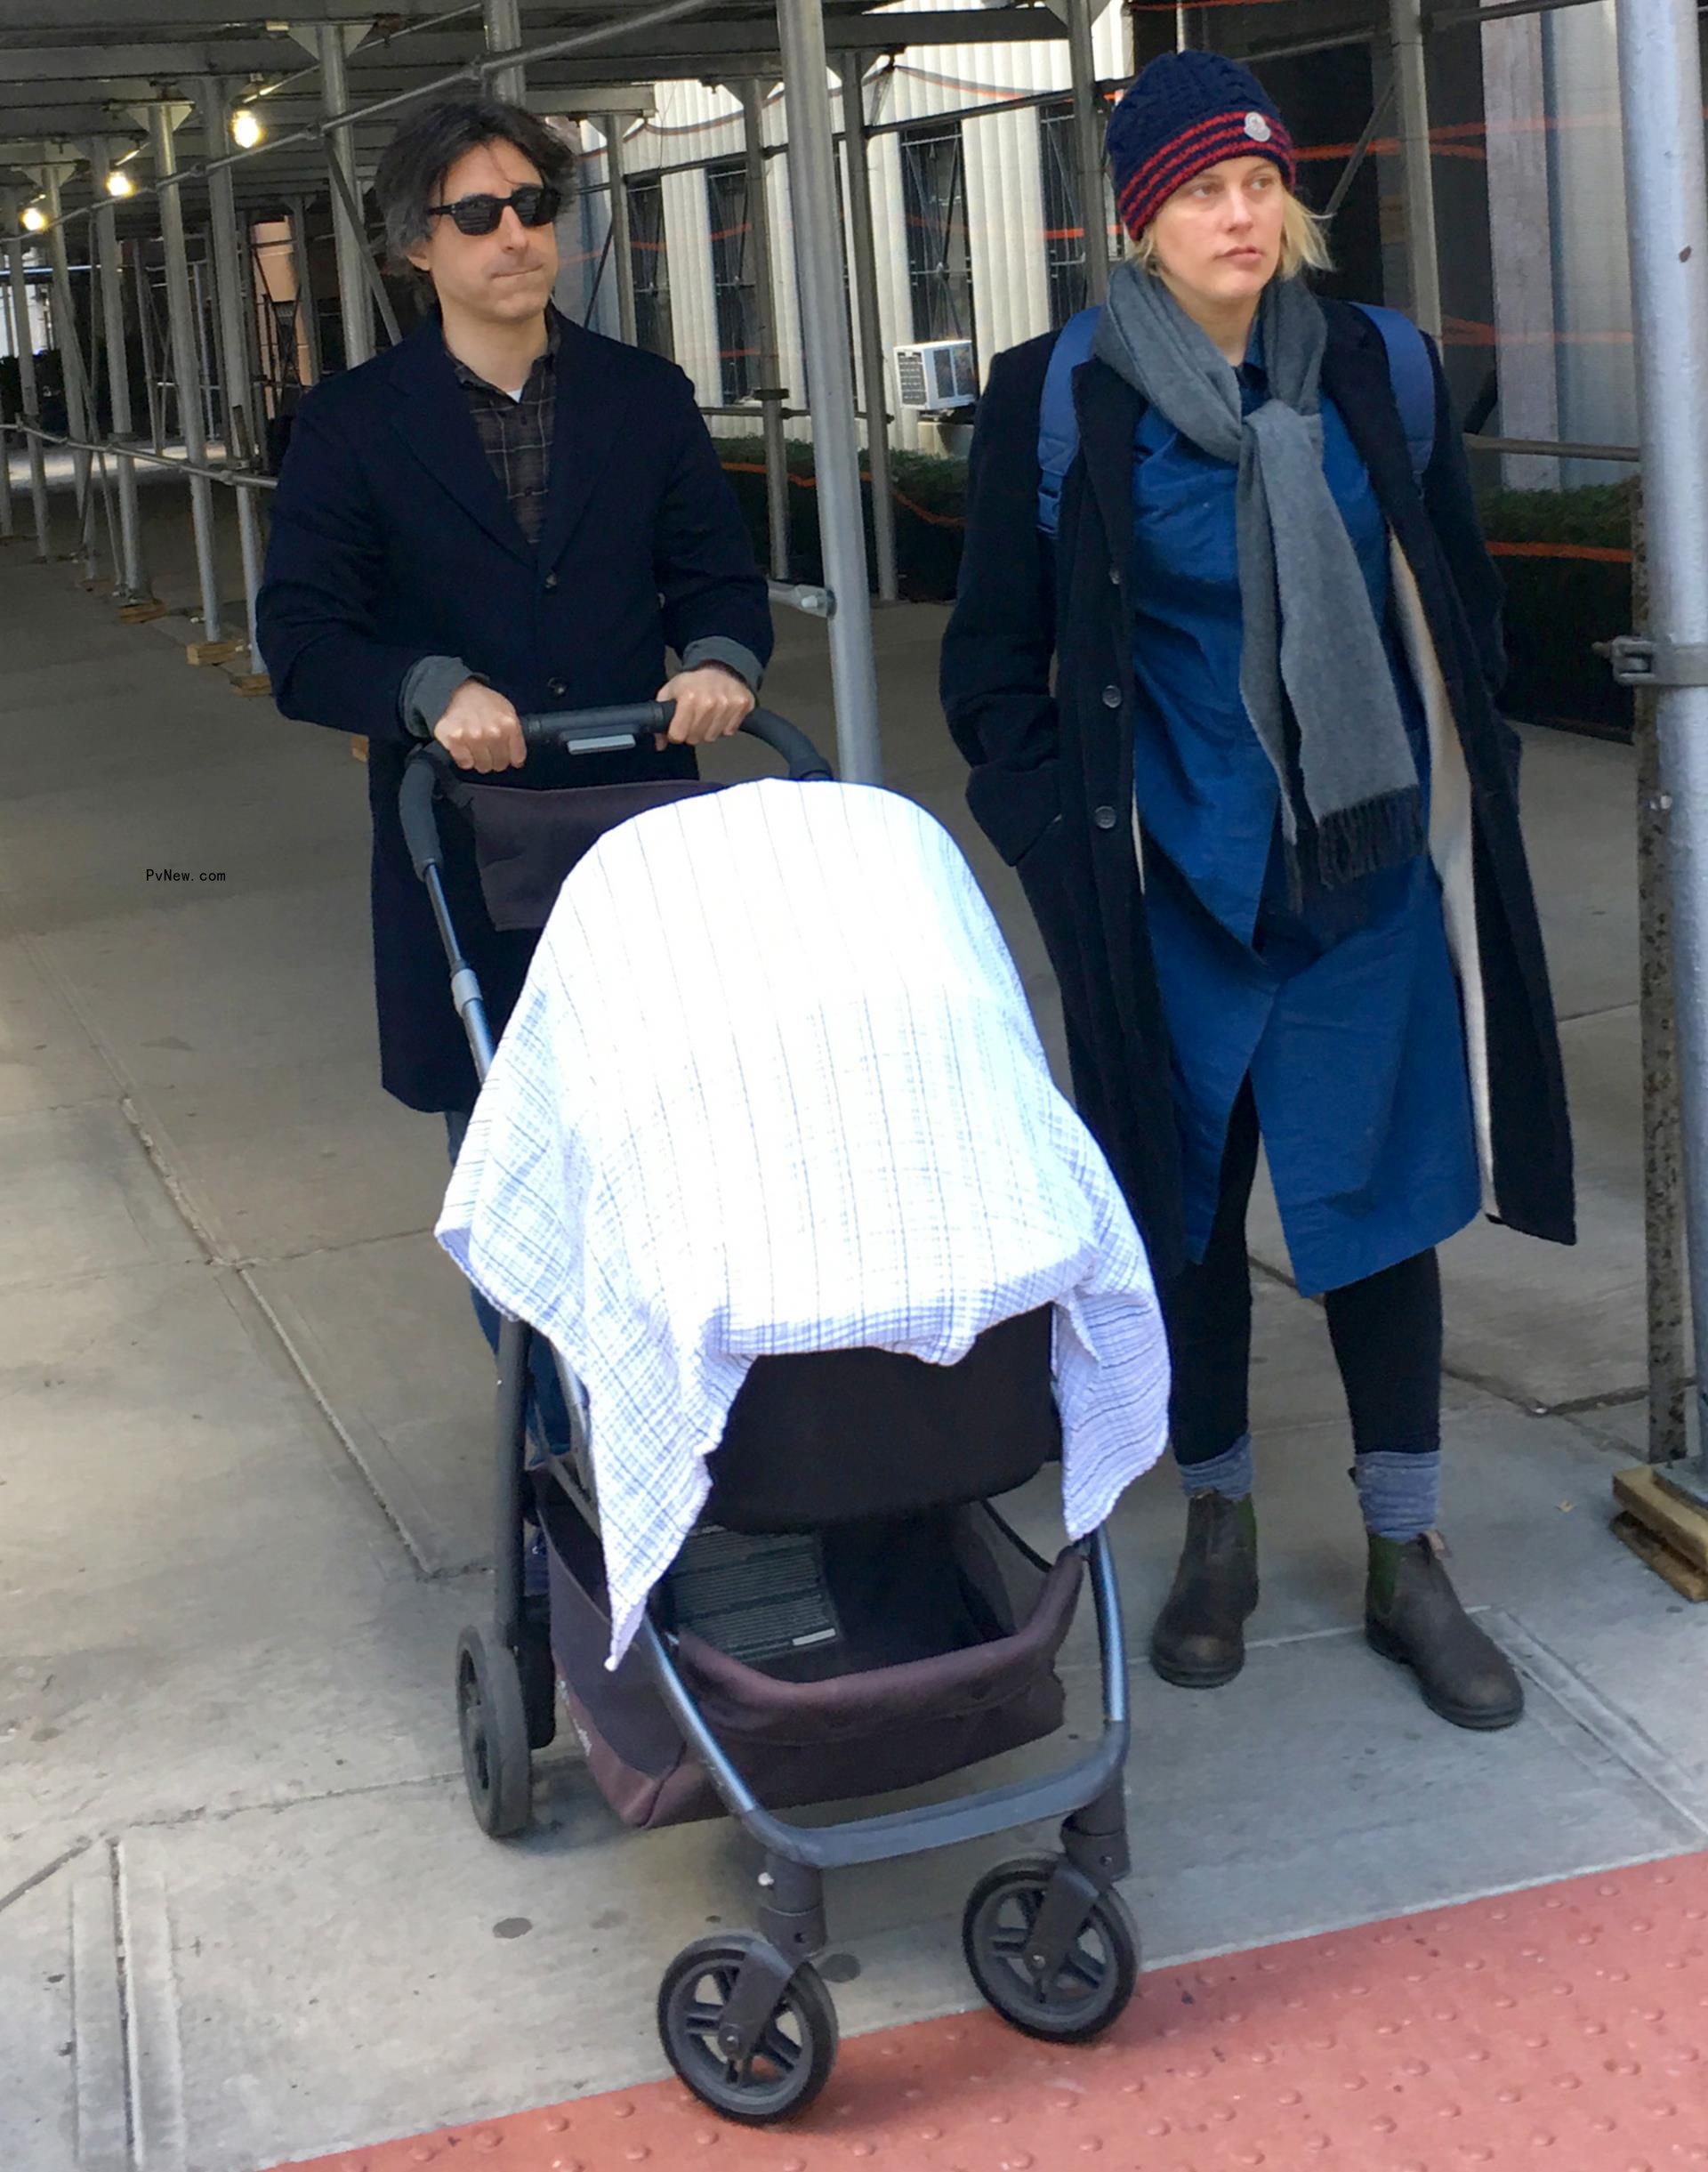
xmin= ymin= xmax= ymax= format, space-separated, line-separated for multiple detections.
xmin=1129 ymin=351 xmax=1480 ymax=1296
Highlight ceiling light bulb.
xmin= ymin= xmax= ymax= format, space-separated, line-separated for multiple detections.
xmin=107 ymin=170 xmax=135 ymax=198
xmin=21 ymin=205 xmax=47 ymax=232
xmin=231 ymin=109 xmax=263 ymax=149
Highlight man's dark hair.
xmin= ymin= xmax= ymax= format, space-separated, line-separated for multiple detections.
xmin=374 ymin=95 xmax=575 ymax=272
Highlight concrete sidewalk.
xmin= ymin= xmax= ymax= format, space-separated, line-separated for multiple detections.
xmin=2 ymin=505 xmax=1704 ymax=2172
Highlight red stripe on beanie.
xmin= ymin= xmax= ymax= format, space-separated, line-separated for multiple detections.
xmin=1117 ymin=113 xmax=1296 ymax=238
xmin=1138 ymin=117 xmax=1293 ymax=208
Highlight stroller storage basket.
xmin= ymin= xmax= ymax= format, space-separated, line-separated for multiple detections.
xmin=544 ymin=1485 xmax=1083 ymax=1834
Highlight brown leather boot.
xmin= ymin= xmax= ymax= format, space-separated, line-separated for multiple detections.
xmin=1149 ymin=1493 xmax=1259 ymax=1688
xmin=1366 ymin=1535 xmax=1524 ymax=1730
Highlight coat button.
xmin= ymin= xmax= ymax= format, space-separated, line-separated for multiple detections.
xmin=547 ymin=677 xmax=567 ymax=698
xmin=544 ymin=571 xmax=559 ymax=591
xmin=1093 ymin=804 xmax=1118 ymax=830
xmin=1108 ymin=566 xmax=1122 ymax=586
xmin=1101 ymin=684 xmax=1121 ymax=708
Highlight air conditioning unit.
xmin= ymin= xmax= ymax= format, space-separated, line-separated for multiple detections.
xmin=893 ymin=339 xmax=978 ymax=410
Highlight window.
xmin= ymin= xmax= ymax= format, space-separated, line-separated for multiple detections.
xmin=899 ymin=121 xmax=974 ymax=350
xmin=626 ymin=174 xmax=673 ymax=359
xmin=705 ymin=157 xmax=759 ymax=403
xmin=1039 ymin=101 xmax=1089 ymax=329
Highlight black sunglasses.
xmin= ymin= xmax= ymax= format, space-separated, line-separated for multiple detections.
xmin=426 ymin=184 xmax=561 ymax=237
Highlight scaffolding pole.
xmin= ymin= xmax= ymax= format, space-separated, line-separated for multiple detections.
xmin=602 ymin=115 xmax=640 ymax=349
xmin=1614 ymin=0 xmax=1708 ymax=1523
xmin=738 ymin=80 xmax=792 ymax=585
xmin=286 ymin=196 xmax=323 ymax=386
xmin=3 ymin=222 xmax=52 ymax=556
xmin=86 ymin=139 xmax=148 ymax=602
xmin=197 ymin=81 xmax=261 ymax=464
xmin=1388 ymin=0 xmax=1443 ymax=341
xmin=197 ymin=80 xmax=265 ymax=673
xmin=316 ymin=24 xmax=376 ymax=369
xmin=483 ymin=0 xmax=526 ymax=103
xmin=1066 ymin=0 xmax=1110 ymax=306
xmin=839 ymin=58 xmax=898 ymax=605
xmin=774 ymin=0 xmax=882 ymax=783
xmin=133 ymin=245 xmax=166 ymax=450
xmin=149 ymin=100 xmax=224 ymax=641
xmin=37 ymin=162 xmax=96 ymax=577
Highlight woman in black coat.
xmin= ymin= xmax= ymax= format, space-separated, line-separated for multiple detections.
xmin=942 ymin=52 xmax=1574 ymax=1731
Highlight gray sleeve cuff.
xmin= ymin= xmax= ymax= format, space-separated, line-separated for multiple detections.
xmin=681 ymin=636 xmax=763 ymax=694
xmin=399 ymin=655 xmax=480 ymax=739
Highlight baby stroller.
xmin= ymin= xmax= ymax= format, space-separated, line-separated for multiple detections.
xmin=400 ymin=706 xmax=1139 ymax=2122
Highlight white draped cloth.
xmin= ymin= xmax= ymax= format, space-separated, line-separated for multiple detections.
xmin=437 ymin=780 xmax=1170 ymax=1665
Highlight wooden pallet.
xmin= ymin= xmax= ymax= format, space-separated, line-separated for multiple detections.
xmin=1611 ymin=1463 xmax=1708 ymax=1602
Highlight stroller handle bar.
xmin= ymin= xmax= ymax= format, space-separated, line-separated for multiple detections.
xmin=517 ymin=702 xmax=834 ymax=783
xmin=399 ymin=704 xmax=834 ymax=882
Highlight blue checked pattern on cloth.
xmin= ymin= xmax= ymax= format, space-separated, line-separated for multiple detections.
xmin=435 ymin=780 xmax=1172 ymax=1667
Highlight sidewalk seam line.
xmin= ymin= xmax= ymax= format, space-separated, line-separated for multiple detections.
xmin=1489 ymin=1605 xmax=1708 ymax=1837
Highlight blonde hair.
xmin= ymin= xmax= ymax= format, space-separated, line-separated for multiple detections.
xmin=1131 ymin=189 xmax=1333 ymax=281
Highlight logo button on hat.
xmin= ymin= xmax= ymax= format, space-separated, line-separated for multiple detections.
xmin=1244 ymin=110 xmax=1274 ymax=142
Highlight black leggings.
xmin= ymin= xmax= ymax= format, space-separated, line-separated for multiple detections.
xmin=1162 ymin=1085 xmax=1443 ymax=1465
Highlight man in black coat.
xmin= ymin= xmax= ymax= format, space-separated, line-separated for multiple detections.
xmin=258 ymin=94 xmax=770 ymax=1476
xmin=258 ymin=95 xmax=771 ymax=1122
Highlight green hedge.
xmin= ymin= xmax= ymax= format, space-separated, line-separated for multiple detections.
xmin=718 ymin=437 xmax=1635 ymax=740
xmin=1475 ymin=480 xmax=1633 ymax=740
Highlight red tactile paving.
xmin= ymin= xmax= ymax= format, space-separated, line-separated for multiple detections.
xmin=273 ymin=1852 xmax=1708 ymax=2172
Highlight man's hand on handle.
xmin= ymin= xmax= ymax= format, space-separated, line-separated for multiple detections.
xmin=432 ymin=681 xmax=528 ymax=772
xmin=655 ymin=663 xmax=755 ymax=747
xmin=431 ymin=665 xmax=753 ymax=769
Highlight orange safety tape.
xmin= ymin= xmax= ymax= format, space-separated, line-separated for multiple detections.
xmin=720 ymin=459 xmax=969 ymax=529
xmin=1487 ymin=539 xmax=1632 ymax=564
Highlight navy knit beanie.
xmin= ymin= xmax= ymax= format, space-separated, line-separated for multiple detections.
xmin=1106 ymin=51 xmax=1295 ymax=241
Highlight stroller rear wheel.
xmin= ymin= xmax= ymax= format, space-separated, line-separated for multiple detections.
xmin=657 ymin=1934 xmax=838 ymax=2124
xmin=455 ymin=1625 xmax=533 ymax=1837
xmin=962 ymin=1854 xmax=1139 ymax=2043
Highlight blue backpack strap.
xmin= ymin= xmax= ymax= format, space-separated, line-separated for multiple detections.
xmin=1352 ymin=302 xmax=1437 ymax=487
xmin=1036 ymin=305 xmax=1100 ymax=538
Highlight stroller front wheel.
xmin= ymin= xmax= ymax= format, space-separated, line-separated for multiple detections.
xmin=963 ymin=1854 xmax=1139 ymax=2043
xmin=455 ymin=1624 xmax=533 ymax=1837
xmin=657 ymin=1934 xmax=838 ymax=2124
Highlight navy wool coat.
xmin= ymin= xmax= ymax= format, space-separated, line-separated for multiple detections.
xmin=258 ymin=310 xmax=772 ymax=1112
xmin=940 ymin=299 xmax=1575 ymax=1283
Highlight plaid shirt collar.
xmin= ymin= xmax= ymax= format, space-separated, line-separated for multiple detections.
xmin=444 ymin=310 xmax=560 ymax=547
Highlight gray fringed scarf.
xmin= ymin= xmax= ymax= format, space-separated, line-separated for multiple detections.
xmin=1093 ymin=262 xmax=1423 ymax=893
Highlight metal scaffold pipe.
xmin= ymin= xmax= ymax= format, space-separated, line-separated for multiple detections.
xmin=148 ymin=101 xmax=224 ymax=641
xmin=197 ymin=79 xmax=266 ymax=672
xmin=602 ymin=113 xmax=639 ymax=349
xmin=317 ymin=24 xmax=376 ymax=369
xmin=3 ymin=220 xmax=52 ymax=557
xmin=483 ymin=0 xmax=526 ymax=104
xmin=773 ymin=0 xmax=882 ymax=785
xmin=1614 ymin=0 xmax=1708 ymax=1514
xmin=838 ymin=57 xmax=898 ymax=605
xmin=738 ymin=79 xmax=791 ymax=585
xmin=85 ymin=138 xmax=148 ymax=602
xmin=1388 ymin=0 xmax=1443 ymax=341
xmin=1066 ymin=0 xmax=1110 ymax=305
xmin=37 ymin=162 xmax=95 ymax=574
